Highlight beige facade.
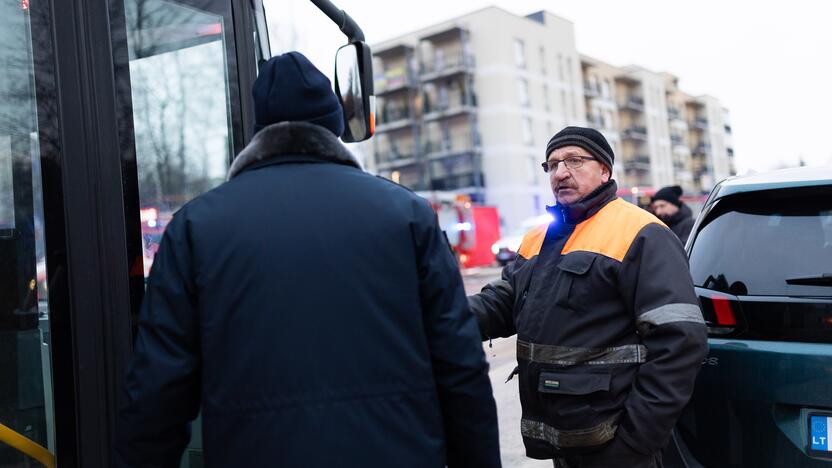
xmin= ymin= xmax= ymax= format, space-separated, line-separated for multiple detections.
xmin=371 ymin=7 xmax=734 ymax=232
xmin=581 ymin=55 xmax=735 ymax=193
xmin=371 ymin=7 xmax=586 ymax=231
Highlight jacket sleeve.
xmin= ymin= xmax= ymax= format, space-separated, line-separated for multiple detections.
xmin=467 ymin=255 xmax=521 ymax=340
xmin=413 ymin=201 xmax=501 ymax=468
xmin=615 ymin=223 xmax=708 ymax=455
xmin=115 ymin=212 xmax=201 ymax=466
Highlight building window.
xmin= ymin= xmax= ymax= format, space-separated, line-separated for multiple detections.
xmin=603 ymin=111 xmax=613 ymax=130
xmin=539 ymin=45 xmax=546 ymax=74
xmin=521 ymin=118 xmax=534 ymax=146
xmin=528 ymin=156 xmax=539 ymax=183
xmin=517 ymin=79 xmax=530 ymax=107
xmin=590 ymin=108 xmax=600 ymax=127
xmin=543 ymin=84 xmax=550 ymax=111
xmin=588 ymin=75 xmax=598 ymax=94
xmin=557 ymin=53 xmax=564 ymax=81
xmin=514 ymin=38 xmax=526 ymax=69
xmin=601 ymin=79 xmax=611 ymax=98
xmin=571 ymin=92 xmax=577 ymax=120
xmin=566 ymin=57 xmax=573 ymax=83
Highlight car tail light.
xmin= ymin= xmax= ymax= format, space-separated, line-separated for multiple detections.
xmin=711 ymin=296 xmax=737 ymax=326
xmin=696 ymin=287 xmax=743 ymax=335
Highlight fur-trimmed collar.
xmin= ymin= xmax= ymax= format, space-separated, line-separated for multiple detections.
xmin=228 ymin=122 xmax=361 ymax=180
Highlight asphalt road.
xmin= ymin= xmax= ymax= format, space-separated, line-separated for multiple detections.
xmin=463 ymin=267 xmax=551 ymax=467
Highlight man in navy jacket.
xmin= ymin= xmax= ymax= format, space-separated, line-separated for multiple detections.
xmin=116 ymin=52 xmax=500 ymax=468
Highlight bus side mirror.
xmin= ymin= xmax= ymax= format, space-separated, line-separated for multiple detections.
xmin=334 ymin=41 xmax=375 ymax=143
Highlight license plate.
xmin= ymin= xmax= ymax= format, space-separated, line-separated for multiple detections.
xmin=809 ymin=413 xmax=832 ymax=457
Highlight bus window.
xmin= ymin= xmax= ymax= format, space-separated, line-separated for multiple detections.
xmin=121 ymin=0 xmax=236 ymax=277
xmin=0 ymin=2 xmax=57 ymax=465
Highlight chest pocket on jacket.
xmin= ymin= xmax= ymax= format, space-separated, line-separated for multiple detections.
xmin=557 ymin=253 xmax=596 ymax=307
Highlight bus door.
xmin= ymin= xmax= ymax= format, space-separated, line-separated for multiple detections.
xmin=113 ymin=2 xmax=268 ymax=464
xmin=0 ymin=2 xmax=58 ymax=466
xmin=0 ymin=0 xmax=267 ymax=465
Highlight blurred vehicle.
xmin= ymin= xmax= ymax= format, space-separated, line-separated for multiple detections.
xmin=139 ymin=207 xmax=171 ymax=277
xmin=491 ymin=213 xmax=554 ymax=266
xmin=423 ymin=192 xmax=501 ymax=268
xmin=663 ymin=167 xmax=832 ymax=467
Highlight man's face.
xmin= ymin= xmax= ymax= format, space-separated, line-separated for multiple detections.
xmin=547 ymin=146 xmax=610 ymax=206
xmin=651 ymin=200 xmax=679 ymax=220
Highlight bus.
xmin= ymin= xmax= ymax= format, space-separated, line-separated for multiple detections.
xmin=0 ymin=0 xmax=372 ymax=466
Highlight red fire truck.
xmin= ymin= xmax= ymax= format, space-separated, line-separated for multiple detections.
xmin=420 ymin=192 xmax=501 ymax=268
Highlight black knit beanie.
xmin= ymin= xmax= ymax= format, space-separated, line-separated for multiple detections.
xmin=545 ymin=126 xmax=614 ymax=171
xmin=652 ymin=185 xmax=684 ymax=207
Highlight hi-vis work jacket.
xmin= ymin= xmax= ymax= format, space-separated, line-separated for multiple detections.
xmin=470 ymin=181 xmax=708 ymax=460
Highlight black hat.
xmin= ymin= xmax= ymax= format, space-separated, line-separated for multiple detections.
xmin=545 ymin=126 xmax=614 ymax=171
xmin=652 ymin=185 xmax=684 ymax=207
xmin=252 ymin=51 xmax=344 ymax=136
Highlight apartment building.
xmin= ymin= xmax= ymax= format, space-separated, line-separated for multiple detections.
xmin=581 ymin=55 xmax=735 ymax=193
xmin=371 ymin=7 xmax=585 ymax=231
xmin=371 ymin=7 xmax=734 ymax=232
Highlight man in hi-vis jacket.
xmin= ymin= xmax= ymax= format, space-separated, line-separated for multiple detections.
xmin=469 ymin=126 xmax=707 ymax=468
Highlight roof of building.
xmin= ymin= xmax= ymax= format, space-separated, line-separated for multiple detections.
xmin=371 ymin=6 xmax=573 ymax=50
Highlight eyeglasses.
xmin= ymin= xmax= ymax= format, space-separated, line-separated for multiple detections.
xmin=541 ymin=156 xmax=596 ymax=173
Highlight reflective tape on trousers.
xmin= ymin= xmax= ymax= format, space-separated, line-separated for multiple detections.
xmin=521 ymin=412 xmax=620 ymax=448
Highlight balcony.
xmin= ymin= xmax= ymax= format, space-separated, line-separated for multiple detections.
xmin=376 ymin=105 xmax=415 ymax=133
xmin=693 ymin=143 xmax=711 ymax=155
xmin=622 ymin=165 xmax=650 ymax=175
xmin=670 ymin=134 xmax=685 ymax=146
xmin=618 ymin=96 xmax=644 ymax=112
xmin=422 ymin=94 xmax=477 ymax=121
xmin=694 ymin=165 xmax=712 ymax=179
xmin=375 ymin=145 xmax=417 ymax=168
xmin=584 ymin=84 xmax=599 ymax=98
xmin=586 ymin=114 xmax=603 ymax=128
xmin=420 ymin=24 xmax=468 ymax=44
xmin=383 ymin=164 xmax=428 ymax=192
xmin=621 ymin=126 xmax=648 ymax=141
xmin=693 ymin=117 xmax=709 ymax=130
xmin=423 ymin=133 xmax=479 ymax=159
xmin=420 ymin=52 xmax=475 ymax=82
xmin=621 ymin=154 xmax=650 ymax=172
xmin=431 ymin=172 xmax=482 ymax=191
xmin=375 ymin=68 xmax=417 ymax=96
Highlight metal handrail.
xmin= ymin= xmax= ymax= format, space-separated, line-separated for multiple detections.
xmin=0 ymin=422 xmax=55 ymax=468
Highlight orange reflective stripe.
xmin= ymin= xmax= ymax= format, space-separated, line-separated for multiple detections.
xmin=517 ymin=224 xmax=548 ymax=259
xmin=562 ymin=198 xmax=664 ymax=262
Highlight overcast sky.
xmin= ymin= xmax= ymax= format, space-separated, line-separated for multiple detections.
xmin=264 ymin=0 xmax=832 ymax=174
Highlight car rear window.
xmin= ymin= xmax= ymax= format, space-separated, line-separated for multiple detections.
xmin=690 ymin=186 xmax=832 ymax=297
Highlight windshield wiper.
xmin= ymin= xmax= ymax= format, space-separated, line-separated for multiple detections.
xmin=785 ymin=274 xmax=832 ymax=286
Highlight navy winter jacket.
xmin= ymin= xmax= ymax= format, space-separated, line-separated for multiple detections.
xmin=116 ymin=122 xmax=500 ymax=467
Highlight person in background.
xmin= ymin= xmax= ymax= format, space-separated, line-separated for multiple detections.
xmin=651 ymin=185 xmax=695 ymax=245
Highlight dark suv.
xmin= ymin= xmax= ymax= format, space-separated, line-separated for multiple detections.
xmin=665 ymin=167 xmax=832 ymax=467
